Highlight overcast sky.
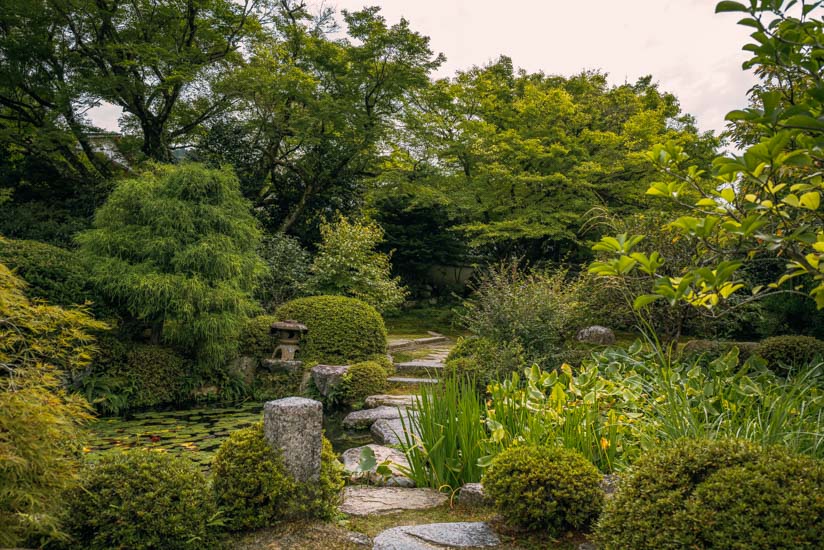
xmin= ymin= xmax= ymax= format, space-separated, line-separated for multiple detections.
xmin=88 ymin=0 xmax=760 ymax=136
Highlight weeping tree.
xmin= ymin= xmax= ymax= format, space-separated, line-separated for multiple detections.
xmin=77 ymin=164 xmax=263 ymax=367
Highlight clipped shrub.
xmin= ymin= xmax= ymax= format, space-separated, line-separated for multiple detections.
xmin=368 ymin=352 xmax=395 ymax=376
xmin=446 ymin=336 xmax=525 ymax=388
xmin=0 ymin=237 xmax=93 ymax=307
xmin=755 ymin=335 xmax=824 ymax=374
xmin=482 ymin=445 xmax=604 ymax=534
xmin=123 ymin=345 xmax=191 ymax=408
xmin=275 ymin=296 xmax=387 ymax=364
xmin=681 ymin=339 xmax=757 ymax=365
xmin=212 ymin=423 xmax=344 ymax=531
xmin=595 ymin=438 xmax=824 ymax=550
xmin=337 ymin=361 xmax=388 ymax=405
xmin=65 ymin=450 xmax=218 ymax=550
xmin=239 ymin=314 xmax=277 ymax=357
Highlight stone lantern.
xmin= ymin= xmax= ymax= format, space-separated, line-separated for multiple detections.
xmin=270 ymin=320 xmax=308 ymax=361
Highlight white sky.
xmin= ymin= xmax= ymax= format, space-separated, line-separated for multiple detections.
xmin=88 ymin=0 xmax=760 ymax=136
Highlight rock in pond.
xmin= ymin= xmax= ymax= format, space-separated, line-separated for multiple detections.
xmin=364 ymin=394 xmax=418 ymax=408
xmin=372 ymin=522 xmax=500 ymax=549
xmin=340 ymin=486 xmax=448 ymax=516
xmin=371 ymin=417 xmax=419 ymax=446
xmin=342 ymin=405 xmax=409 ymax=430
xmin=341 ymin=444 xmax=414 ymax=488
xmin=311 ymin=364 xmax=349 ymax=396
xmin=575 ymin=325 xmax=616 ymax=345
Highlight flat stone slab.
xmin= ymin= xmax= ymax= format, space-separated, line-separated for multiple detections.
xmin=343 ymin=406 xmax=408 ymax=430
xmin=373 ymin=522 xmax=500 ymax=549
xmin=340 ymin=486 xmax=448 ymax=516
xmin=371 ymin=416 xmax=419 ymax=446
xmin=311 ymin=364 xmax=349 ymax=396
xmin=364 ymin=394 xmax=419 ymax=408
xmin=387 ymin=335 xmax=449 ymax=351
xmin=388 ymin=376 xmax=439 ymax=385
xmin=395 ymin=360 xmax=445 ymax=373
xmin=341 ymin=444 xmax=413 ymax=488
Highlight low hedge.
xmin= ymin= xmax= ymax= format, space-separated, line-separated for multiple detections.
xmin=337 ymin=360 xmax=388 ymax=405
xmin=680 ymin=339 xmax=758 ymax=365
xmin=595 ymin=438 xmax=824 ymax=549
xmin=482 ymin=445 xmax=604 ymax=535
xmin=275 ymin=296 xmax=387 ymax=364
xmin=755 ymin=335 xmax=824 ymax=375
xmin=445 ymin=336 xmax=525 ymax=389
xmin=65 ymin=450 xmax=218 ymax=550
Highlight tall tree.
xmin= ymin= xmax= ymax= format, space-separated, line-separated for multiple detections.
xmin=197 ymin=1 xmax=444 ymax=236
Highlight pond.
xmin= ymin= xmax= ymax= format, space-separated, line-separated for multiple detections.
xmin=85 ymin=402 xmax=373 ymax=470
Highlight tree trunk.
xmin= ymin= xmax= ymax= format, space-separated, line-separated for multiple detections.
xmin=150 ymin=320 xmax=164 ymax=345
xmin=141 ymin=123 xmax=173 ymax=162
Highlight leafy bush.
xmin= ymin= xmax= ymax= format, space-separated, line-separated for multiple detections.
xmin=0 ymin=263 xmax=103 ymax=547
xmin=239 ymin=314 xmax=277 ymax=357
xmin=77 ymin=163 xmax=263 ymax=368
xmin=460 ymin=262 xmax=588 ymax=367
xmin=337 ymin=361 xmax=388 ymax=405
xmin=483 ymin=445 xmax=604 ymax=534
xmin=400 ymin=376 xmax=486 ymax=490
xmin=596 ymin=439 xmax=824 ymax=550
xmin=0 ymin=237 xmax=94 ymax=307
xmin=680 ymin=339 xmax=757 ymax=365
xmin=306 ymin=215 xmax=408 ymax=313
xmin=123 ymin=345 xmax=191 ymax=408
xmin=755 ymin=335 xmax=824 ymax=375
xmin=275 ymin=295 xmax=387 ymax=364
xmin=212 ymin=423 xmax=344 ymax=531
xmin=445 ymin=336 xmax=525 ymax=389
xmin=65 ymin=450 xmax=219 ymax=550
xmin=256 ymin=233 xmax=310 ymax=311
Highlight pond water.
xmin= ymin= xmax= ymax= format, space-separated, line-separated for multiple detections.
xmin=85 ymin=402 xmax=373 ymax=470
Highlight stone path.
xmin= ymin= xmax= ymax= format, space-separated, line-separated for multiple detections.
xmin=371 ymin=417 xmax=419 ymax=446
xmin=343 ymin=406 xmax=414 ymax=430
xmin=341 ymin=444 xmax=413 ymax=488
xmin=340 ymin=486 xmax=448 ymax=516
xmin=364 ymin=394 xmax=418 ymax=408
xmin=388 ymin=376 xmax=439 ymax=386
xmin=372 ymin=522 xmax=501 ymax=549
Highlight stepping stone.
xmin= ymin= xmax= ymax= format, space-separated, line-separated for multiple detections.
xmin=372 ymin=522 xmax=500 ymax=549
xmin=364 ymin=394 xmax=418 ymax=408
xmin=341 ymin=444 xmax=414 ymax=488
xmin=340 ymin=486 xmax=448 ymax=516
xmin=394 ymin=360 xmax=445 ymax=373
xmin=342 ymin=406 xmax=407 ymax=430
xmin=388 ymin=376 xmax=439 ymax=385
xmin=371 ymin=417 xmax=419 ymax=446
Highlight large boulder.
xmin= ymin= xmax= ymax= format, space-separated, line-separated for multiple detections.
xmin=575 ymin=325 xmax=616 ymax=345
xmin=372 ymin=522 xmax=500 ymax=549
xmin=340 ymin=487 xmax=447 ymax=516
xmin=342 ymin=406 xmax=408 ymax=430
xmin=341 ymin=444 xmax=413 ymax=488
xmin=311 ymin=364 xmax=349 ymax=396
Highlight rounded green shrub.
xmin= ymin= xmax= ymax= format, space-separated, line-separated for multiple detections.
xmin=338 ymin=361 xmax=388 ymax=405
xmin=368 ymin=352 xmax=395 ymax=375
xmin=123 ymin=345 xmax=190 ymax=408
xmin=482 ymin=445 xmax=604 ymax=534
xmin=681 ymin=339 xmax=757 ymax=365
xmin=275 ymin=295 xmax=387 ymax=363
xmin=212 ymin=423 xmax=344 ymax=531
xmin=446 ymin=336 xmax=525 ymax=388
xmin=755 ymin=335 xmax=824 ymax=374
xmin=445 ymin=356 xmax=482 ymax=379
xmin=238 ymin=314 xmax=278 ymax=357
xmin=595 ymin=438 xmax=824 ymax=550
xmin=65 ymin=450 xmax=218 ymax=550
xmin=0 ymin=237 xmax=93 ymax=307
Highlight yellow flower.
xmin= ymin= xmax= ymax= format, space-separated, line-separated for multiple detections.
xmin=600 ymin=437 xmax=610 ymax=451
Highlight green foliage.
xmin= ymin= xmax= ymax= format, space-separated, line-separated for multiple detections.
xmin=121 ymin=345 xmax=190 ymax=409
xmin=460 ymin=262 xmax=588 ymax=367
xmin=400 ymin=376 xmax=486 ymax=490
xmin=307 ymin=216 xmax=408 ymax=313
xmin=483 ymin=445 xmax=604 ymax=535
xmin=256 ymin=234 xmax=310 ymax=311
xmin=337 ymin=361 xmax=389 ymax=406
xmin=590 ymin=2 xmax=824 ymax=312
xmin=0 ymin=263 xmax=103 ymax=547
xmin=445 ymin=336 xmax=525 ymax=390
xmin=212 ymin=423 xmax=344 ymax=530
xmin=755 ymin=335 xmax=824 ymax=375
xmin=0 ymin=237 xmax=93 ymax=307
xmin=275 ymin=296 xmax=387 ymax=364
xmin=65 ymin=450 xmax=219 ymax=550
xmin=680 ymin=339 xmax=757 ymax=365
xmin=239 ymin=315 xmax=278 ymax=358
xmin=77 ymin=164 xmax=263 ymax=368
xmin=595 ymin=438 xmax=824 ymax=550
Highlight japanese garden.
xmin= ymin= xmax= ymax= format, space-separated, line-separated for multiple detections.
xmin=1 ymin=0 xmax=822 ymax=548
